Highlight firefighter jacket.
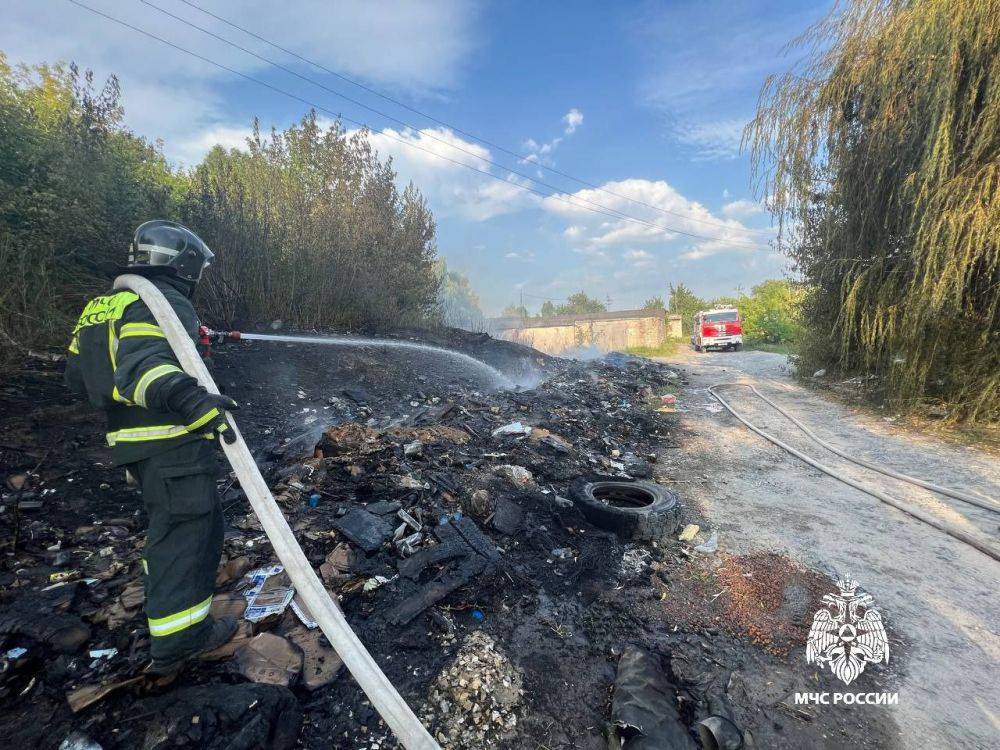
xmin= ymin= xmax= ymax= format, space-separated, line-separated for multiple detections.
xmin=64 ymin=275 xmax=210 ymax=465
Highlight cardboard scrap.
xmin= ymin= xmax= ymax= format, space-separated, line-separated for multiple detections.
xmin=234 ymin=633 xmax=302 ymax=687
xmin=67 ymin=675 xmax=143 ymax=713
xmin=286 ymin=626 xmax=343 ymax=691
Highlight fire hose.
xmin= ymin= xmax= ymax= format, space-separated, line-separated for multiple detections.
xmin=114 ymin=275 xmax=440 ymax=750
xmin=708 ymin=382 xmax=1000 ymax=563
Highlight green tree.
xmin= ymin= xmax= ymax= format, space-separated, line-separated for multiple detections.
xmin=502 ymin=304 xmax=529 ymax=318
xmin=748 ymin=0 xmax=1000 ymax=422
xmin=435 ymin=260 xmax=484 ymax=330
xmin=0 ymin=57 xmax=442 ymax=362
xmin=555 ymin=291 xmax=606 ymax=315
xmin=539 ymin=301 xmax=557 ymax=317
xmin=668 ymin=283 xmax=706 ymax=334
xmin=0 ymin=57 xmax=177 ymax=356
xmin=642 ymin=296 xmax=666 ymax=310
xmin=734 ymin=280 xmax=804 ymax=344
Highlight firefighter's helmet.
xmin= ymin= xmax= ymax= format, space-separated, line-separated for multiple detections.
xmin=128 ymin=220 xmax=214 ymax=283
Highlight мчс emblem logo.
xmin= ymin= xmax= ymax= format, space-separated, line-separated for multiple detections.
xmin=806 ymin=577 xmax=888 ymax=685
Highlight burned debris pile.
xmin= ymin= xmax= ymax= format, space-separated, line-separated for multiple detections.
xmin=1 ymin=343 xmax=886 ymax=749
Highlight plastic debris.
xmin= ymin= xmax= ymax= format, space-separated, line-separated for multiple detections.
xmin=492 ymin=421 xmax=532 ymax=437
xmin=494 ymin=464 xmax=534 ymax=487
xmin=363 ymin=575 xmax=391 ymax=592
xmin=694 ymin=531 xmax=719 ymax=554
xmin=679 ymin=524 xmax=700 ymax=542
xmin=610 ymin=646 xmax=697 ymax=749
xmin=471 ymin=609 xmax=485 ymax=622
xmin=58 ymin=732 xmax=103 ymax=750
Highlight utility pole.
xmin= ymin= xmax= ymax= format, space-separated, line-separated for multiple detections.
xmin=519 ymin=289 xmax=524 ymax=321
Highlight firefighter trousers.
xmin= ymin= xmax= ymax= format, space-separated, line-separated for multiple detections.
xmin=130 ymin=439 xmax=223 ymax=660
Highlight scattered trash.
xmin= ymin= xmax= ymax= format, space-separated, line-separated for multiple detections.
xmin=234 ymin=633 xmax=303 ymax=687
xmin=134 ymin=684 xmax=302 ymax=750
xmin=492 ymin=421 xmax=532 ymax=437
xmin=679 ymin=523 xmax=700 ymax=542
xmin=812 ymin=369 xmax=827 ymax=378
xmin=88 ymin=648 xmax=117 ymax=660
xmin=471 ymin=609 xmax=485 ymax=622
xmin=67 ymin=675 xmax=143 ymax=713
xmin=694 ymin=531 xmax=719 ymax=554
xmin=308 ymin=493 xmax=321 ymax=508
xmin=332 ymin=508 xmax=394 ymax=553
xmin=609 ymin=646 xmax=697 ymax=749
xmin=4 ymin=646 xmax=28 ymax=659
xmin=494 ymin=464 xmax=534 ymax=487
xmin=422 ymin=632 xmax=522 ymax=747
xmin=58 ymin=732 xmax=103 ymax=750
xmin=243 ymin=565 xmax=296 ymax=622
xmin=286 ymin=626 xmax=343 ymax=691
xmin=491 ymin=497 xmax=524 ymax=535
xmin=404 ymin=440 xmax=424 ymax=457
xmin=660 ymin=394 xmax=677 ymax=405
xmin=363 ymin=575 xmax=391 ymax=592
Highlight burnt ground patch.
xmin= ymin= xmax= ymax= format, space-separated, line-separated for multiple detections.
xmin=0 ymin=333 xmax=899 ymax=749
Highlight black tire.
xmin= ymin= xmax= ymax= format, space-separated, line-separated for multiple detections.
xmin=734 ymin=343 xmax=743 ymax=351
xmin=694 ymin=343 xmax=702 ymax=352
xmin=570 ymin=479 xmax=680 ymax=542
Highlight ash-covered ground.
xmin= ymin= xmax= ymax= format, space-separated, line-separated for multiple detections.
xmin=0 ymin=328 xmax=899 ymax=749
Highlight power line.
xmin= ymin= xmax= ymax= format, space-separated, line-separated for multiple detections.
xmin=65 ymin=0 xmax=762 ymax=249
xmin=173 ymin=0 xmax=774 ymax=237
xmin=138 ymin=0 xmax=766 ymax=246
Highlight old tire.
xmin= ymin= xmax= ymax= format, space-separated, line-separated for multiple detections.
xmin=570 ymin=479 xmax=680 ymax=542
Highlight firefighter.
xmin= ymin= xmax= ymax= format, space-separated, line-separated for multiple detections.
xmin=65 ymin=220 xmax=239 ymax=674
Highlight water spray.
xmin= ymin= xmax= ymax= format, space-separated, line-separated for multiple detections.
xmin=239 ymin=331 xmax=515 ymax=389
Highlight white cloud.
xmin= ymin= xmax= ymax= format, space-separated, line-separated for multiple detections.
xmin=0 ymin=0 xmax=482 ymax=162
xmin=673 ymin=118 xmax=747 ymax=161
xmin=542 ymin=178 xmax=765 ymax=252
xmin=361 ymin=126 xmax=539 ymax=221
xmin=563 ymin=108 xmax=584 ymax=135
xmin=522 ymin=108 xmax=583 ymax=166
xmin=721 ymin=199 xmax=765 ymax=219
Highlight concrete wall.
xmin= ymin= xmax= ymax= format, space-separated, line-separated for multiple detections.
xmin=666 ymin=314 xmax=683 ymax=339
xmin=500 ymin=310 xmax=676 ymax=355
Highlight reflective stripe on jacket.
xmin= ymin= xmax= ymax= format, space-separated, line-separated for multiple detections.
xmin=64 ymin=276 xmax=206 ymax=465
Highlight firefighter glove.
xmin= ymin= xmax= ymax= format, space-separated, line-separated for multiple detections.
xmin=167 ymin=385 xmax=239 ymax=443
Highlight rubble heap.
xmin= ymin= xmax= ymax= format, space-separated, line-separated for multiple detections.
xmin=422 ymin=632 xmax=523 ymax=747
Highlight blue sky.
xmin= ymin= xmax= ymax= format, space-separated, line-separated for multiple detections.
xmin=4 ymin=0 xmax=830 ymax=314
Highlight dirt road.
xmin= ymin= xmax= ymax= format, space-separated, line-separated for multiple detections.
xmin=659 ymin=348 xmax=1000 ymax=749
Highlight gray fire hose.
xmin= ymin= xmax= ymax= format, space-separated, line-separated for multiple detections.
xmin=114 ymin=275 xmax=439 ymax=750
xmin=717 ymin=382 xmax=1000 ymax=514
xmin=708 ymin=383 xmax=1000 ymax=563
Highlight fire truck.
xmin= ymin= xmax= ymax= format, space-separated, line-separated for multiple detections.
xmin=691 ymin=307 xmax=743 ymax=351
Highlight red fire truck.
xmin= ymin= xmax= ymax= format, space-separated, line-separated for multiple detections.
xmin=691 ymin=307 xmax=743 ymax=352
